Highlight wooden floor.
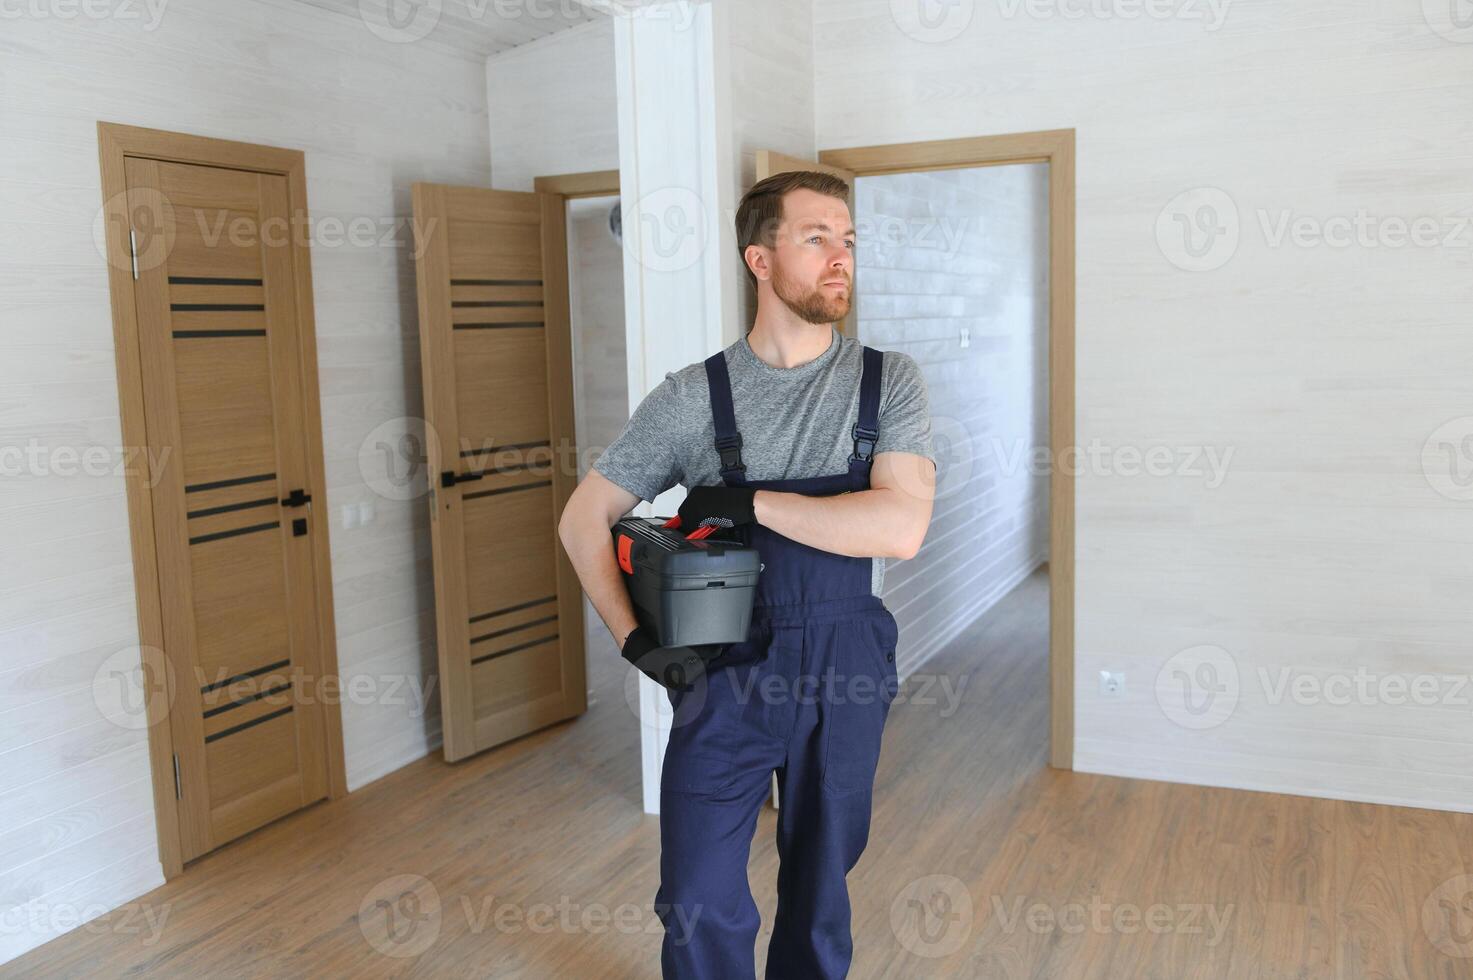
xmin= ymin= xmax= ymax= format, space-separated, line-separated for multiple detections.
xmin=10 ymin=568 xmax=1473 ymax=978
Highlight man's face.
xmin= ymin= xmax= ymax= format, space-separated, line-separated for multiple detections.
xmin=765 ymin=188 xmax=855 ymax=325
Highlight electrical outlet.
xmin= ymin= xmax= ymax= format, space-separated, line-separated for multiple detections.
xmin=341 ymin=504 xmax=358 ymax=530
xmin=960 ymin=326 xmax=971 ymax=348
xmin=1099 ymin=670 xmax=1126 ymax=698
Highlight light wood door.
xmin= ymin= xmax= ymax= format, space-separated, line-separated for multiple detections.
xmin=124 ymin=157 xmax=334 ymax=861
xmin=755 ymin=150 xmax=859 ymax=339
xmin=411 ymin=183 xmax=587 ymax=763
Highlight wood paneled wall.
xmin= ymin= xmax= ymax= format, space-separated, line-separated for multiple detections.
xmin=816 ymin=0 xmax=1473 ymax=811
xmin=0 ymin=3 xmax=491 ymax=965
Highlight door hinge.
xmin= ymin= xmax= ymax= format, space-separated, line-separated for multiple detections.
xmin=129 ymin=229 xmax=139 ymax=280
xmin=172 ymin=754 xmax=182 ymax=799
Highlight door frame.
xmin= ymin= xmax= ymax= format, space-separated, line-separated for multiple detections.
xmin=820 ymin=129 xmax=1077 ymax=769
xmin=96 ymin=122 xmax=349 ymax=878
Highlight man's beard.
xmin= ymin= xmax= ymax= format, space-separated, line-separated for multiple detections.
xmin=772 ymin=263 xmax=851 ymax=325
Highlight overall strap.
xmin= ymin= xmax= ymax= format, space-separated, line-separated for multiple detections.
xmin=703 ymin=351 xmax=747 ymax=483
xmin=850 ymin=346 xmax=883 ymax=464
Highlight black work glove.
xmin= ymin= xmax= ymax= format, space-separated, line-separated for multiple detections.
xmin=621 ymin=624 xmax=717 ymax=691
xmin=676 ymin=485 xmax=757 ymax=533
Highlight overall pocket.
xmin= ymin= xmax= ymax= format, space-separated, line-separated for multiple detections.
xmin=821 ymin=610 xmax=899 ymax=795
xmin=662 ymin=662 xmax=743 ymax=798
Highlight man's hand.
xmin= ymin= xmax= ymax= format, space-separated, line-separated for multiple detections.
xmin=676 ymin=485 xmax=757 ymax=532
xmin=621 ymin=624 xmax=715 ymax=691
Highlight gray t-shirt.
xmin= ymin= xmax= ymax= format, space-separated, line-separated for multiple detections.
xmin=593 ymin=326 xmax=935 ymax=595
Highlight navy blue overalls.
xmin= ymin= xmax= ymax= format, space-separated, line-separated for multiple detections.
xmin=653 ymin=344 xmax=901 ymax=979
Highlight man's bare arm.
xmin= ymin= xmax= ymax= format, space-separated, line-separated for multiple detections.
xmin=557 ymin=468 xmax=644 ymax=648
xmin=751 ymin=451 xmax=935 ymax=560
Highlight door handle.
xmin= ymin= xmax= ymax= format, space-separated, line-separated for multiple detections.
xmin=440 ymin=470 xmax=485 ymax=489
xmin=281 ymin=488 xmax=312 ymax=508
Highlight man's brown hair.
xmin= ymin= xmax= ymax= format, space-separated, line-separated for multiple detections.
xmin=734 ymin=170 xmax=851 ymax=287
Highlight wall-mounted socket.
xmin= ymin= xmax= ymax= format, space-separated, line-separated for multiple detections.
xmin=960 ymin=326 xmax=971 ymax=348
xmin=1099 ymin=670 xmax=1126 ymax=698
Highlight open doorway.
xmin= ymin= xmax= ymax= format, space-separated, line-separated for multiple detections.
xmin=821 ymin=130 xmax=1076 ymax=768
xmin=853 ymin=160 xmax=1051 ymax=734
xmin=563 ymin=191 xmax=632 ymax=689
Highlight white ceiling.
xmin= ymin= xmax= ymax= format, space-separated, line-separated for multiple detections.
xmin=296 ymin=0 xmax=613 ymax=57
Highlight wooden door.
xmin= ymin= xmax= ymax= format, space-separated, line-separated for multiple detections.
xmin=756 ymin=150 xmax=859 ymax=339
xmin=410 ymin=183 xmax=586 ymax=763
xmin=120 ymin=154 xmax=338 ymax=862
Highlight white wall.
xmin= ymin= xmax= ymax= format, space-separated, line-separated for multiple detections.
xmin=856 ymin=165 xmax=1051 ymax=678
xmin=816 ymin=0 xmax=1473 ymax=811
xmin=485 ymin=17 xmax=620 ymax=189
xmin=712 ymin=0 xmax=817 ymax=340
xmin=0 ymin=0 xmax=492 ymax=963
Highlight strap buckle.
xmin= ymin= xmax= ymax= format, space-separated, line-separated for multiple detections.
xmin=715 ymin=433 xmax=746 ymax=472
xmin=851 ymin=424 xmax=878 ymax=463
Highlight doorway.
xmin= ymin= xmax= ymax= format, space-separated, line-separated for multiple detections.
xmin=821 ymin=131 xmax=1076 ymax=767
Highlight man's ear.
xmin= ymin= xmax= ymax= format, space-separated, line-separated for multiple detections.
xmin=744 ymin=244 xmax=770 ymax=282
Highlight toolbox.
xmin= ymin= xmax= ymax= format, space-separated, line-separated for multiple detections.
xmin=612 ymin=516 xmax=761 ymax=649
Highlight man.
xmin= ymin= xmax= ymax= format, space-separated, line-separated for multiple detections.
xmin=557 ymin=170 xmax=936 ymax=978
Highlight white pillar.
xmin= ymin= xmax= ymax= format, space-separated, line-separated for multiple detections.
xmin=614 ymin=0 xmax=736 ymax=813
